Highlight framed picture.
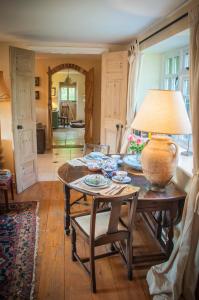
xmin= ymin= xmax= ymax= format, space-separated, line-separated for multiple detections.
xmin=35 ymin=91 xmax=40 ymax=100
xmin=35 ymin=77 xmax=40 ymax=87
xmin=51 ymin=87 xmax=56 ymax=96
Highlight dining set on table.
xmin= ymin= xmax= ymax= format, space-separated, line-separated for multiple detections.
xmin=57 ymin=143 xmax=186 ymax=292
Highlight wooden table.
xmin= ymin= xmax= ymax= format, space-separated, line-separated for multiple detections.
xmin=58 ymin=161 xmax=186 ymax=266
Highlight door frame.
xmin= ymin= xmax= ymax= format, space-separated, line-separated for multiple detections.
xmin=47 ymin=63 xmax=94 ymax=148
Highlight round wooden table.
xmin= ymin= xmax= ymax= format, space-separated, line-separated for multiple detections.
xmin=58 ymin=158 xmax=186 ymax=266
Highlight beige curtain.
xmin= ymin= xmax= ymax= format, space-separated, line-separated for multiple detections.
xmin=120 ymin=42 xmax=140 ymax=154
xmin=146 ymin=6 xmax=199 ymax=300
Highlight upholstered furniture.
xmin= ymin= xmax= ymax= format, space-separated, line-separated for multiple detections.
xmin=0 ymin=172 xmax=14 ymax=210
xmin=71 ymin=192 xmax=139 ymax=292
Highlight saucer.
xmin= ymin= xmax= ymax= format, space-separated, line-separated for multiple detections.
xmin=112 ymin=176 xmax=131 ymax=184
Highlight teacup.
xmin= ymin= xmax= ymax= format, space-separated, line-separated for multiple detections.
xmin=115 ymin=171 xmax=127 ymax=181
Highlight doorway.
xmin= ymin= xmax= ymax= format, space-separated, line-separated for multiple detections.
xmin=48 ymin=63 xmax=94 ymax=150
xmin=51 ymin=68 xmax=85 ymax=149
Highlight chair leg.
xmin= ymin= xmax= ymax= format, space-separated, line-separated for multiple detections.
xmin=10 ymin=180 xmax=14 ymax=201
xmin=127 ymin=237 xmax=133 ymax=280
xmin=90 ymin=246 xmax=96 ymax=293
xmin=71 ymin=226 xmax=77 ymax=261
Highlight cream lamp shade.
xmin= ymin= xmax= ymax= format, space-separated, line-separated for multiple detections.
xmin=0 ymin=71 xmax=10 ymax=101
xmin=131 ymin=89 xmax=192 ymax=134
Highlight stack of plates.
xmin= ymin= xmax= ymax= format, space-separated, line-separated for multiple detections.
xmin=123 ymin=155 xmax=142 ymax=171
xmin=84 ymin=174 xmax=111 ymax=188
xmin=84 ymin=151 xmax=108 ymax=161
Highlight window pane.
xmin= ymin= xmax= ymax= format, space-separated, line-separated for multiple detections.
xmin=68 ymin=87 xmax=76 ymax=101
xmin=183 ymin=79 xmax=189 ymax=96
xmin=165 ymin=78 xmax=169 ymax=90
xmin=167 ymin=58 xmax=172 ymax=74
xmin=184 ymin=52 xmax=189 ymax=69
xmin=60 ymin=87 xmax=68 ymax=100
xmin=173 ymin=56 xmax=179 ymax=74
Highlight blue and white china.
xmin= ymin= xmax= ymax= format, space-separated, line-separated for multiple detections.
xmin=85 ymin=151 xmax=107 ymax=161
xmin=84 ymin=174 xmax=111 ymax=188
xmin=112 ymin=176 xmax=132 ymax=184
xmin=123 ymin=154 xmax=142 ymax=171
xmin=86 ymin=160 xmax=102 ymax=172
xmin=115 ymin=171 xmax=127 ymax=181
xmin=101 ymin=158 xmax=118 ymax=178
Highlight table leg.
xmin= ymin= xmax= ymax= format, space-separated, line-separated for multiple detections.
xmin=166 ymin=206 xmax=176 ymax=258
xmin=64 ymin=184 xmax=71 ymax=235
xmin=10 ymin=179 xmax=14 ymax=201
xmin=156 ymin=211 xmax=163 ymax=240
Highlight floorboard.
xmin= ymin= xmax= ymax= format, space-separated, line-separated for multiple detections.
xmin=12 ymin=181 xmax=153 ymax=300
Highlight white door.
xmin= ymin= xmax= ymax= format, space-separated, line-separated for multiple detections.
xmin=101 ymin=51 xmax=128 ymax=153
xmin=10 ymin=47 xmax=37 ymax=193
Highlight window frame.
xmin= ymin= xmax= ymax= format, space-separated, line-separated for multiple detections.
xmin=59 ymin=82 xmax=77 ymax=102
xmin=162 ymin=46 xmax=192 ymax=150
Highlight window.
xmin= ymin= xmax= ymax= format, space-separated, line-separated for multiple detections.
xmin=60 ymin=86 xmax=76 ymax=101
xmin=163 ymin=47 xmax=192 ymax=150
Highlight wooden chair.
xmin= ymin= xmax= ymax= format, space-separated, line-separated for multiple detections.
xmin=71 ymin=191 xmax=139 ymax=293
xmin=72 ymin=143 xmax=110 ymax=206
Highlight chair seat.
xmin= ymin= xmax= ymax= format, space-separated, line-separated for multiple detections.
xmin=74 ymin=210 xmax=127 ymax=238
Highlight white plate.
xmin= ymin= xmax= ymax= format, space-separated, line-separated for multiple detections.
xmin=112 ymin=176 xmax=131 ymax=184
xmin=84 ymin=174 xmax=111 ymax=188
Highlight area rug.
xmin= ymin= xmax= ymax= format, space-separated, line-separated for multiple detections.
xmin=0 ymin=201 xmax=39 ymax=300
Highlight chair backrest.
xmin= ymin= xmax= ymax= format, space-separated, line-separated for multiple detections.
xmin=83 ymin=143 xmax=110 ymax=155
xmin=90 ymin=191 xmax=139 ymax=241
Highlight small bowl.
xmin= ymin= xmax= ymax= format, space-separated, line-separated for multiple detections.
xmin=102 ymin=168 xmax=117 ymax=178
xmin=87 ymin=161 xmax=102 ymax=172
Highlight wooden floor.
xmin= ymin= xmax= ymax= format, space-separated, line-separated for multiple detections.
xmin=13 ymin=181 xmax=153 ymax=300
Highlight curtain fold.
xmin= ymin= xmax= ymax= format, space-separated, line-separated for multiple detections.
xmin=120 ymin=42 xmax=140 ymax=154
xmin=146 ymin=6 xmax=199 ymax=300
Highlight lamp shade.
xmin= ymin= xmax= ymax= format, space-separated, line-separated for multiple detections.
xmin=0 ymin=71 xmax=10 ymax=100
xmin=131 ymin=89 xmax=192 ymax=135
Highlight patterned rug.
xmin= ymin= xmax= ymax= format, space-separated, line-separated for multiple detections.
xmin=0 ymin=202 xmax=39 ymax=300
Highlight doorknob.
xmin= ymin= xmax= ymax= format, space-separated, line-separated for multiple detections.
xmin=17 ymin=125 xmax=23 ymax=130
xmin=116 ymin=124 xmax=120 ymax=130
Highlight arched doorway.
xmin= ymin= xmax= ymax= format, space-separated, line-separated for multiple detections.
xmin=47 ymin=63 xmax=94 ymax=148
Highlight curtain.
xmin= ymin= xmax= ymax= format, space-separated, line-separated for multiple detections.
xmin=120 ymin=41 xmax=140 ymax=154
xmin=146 ymin=6 xmax=199 ymax=300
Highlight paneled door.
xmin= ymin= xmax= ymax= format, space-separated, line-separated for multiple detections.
xmin=101 ymin=51 xmax=128 ymax=153
xmin=10 ymin=47 xmax=37 ymax=193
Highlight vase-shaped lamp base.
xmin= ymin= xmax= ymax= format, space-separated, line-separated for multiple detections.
xmin=149 ymin=184 xmax=166 ymax=193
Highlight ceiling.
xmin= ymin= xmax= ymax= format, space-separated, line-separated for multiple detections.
xmin=0 ymin=0 xmax=187 ymax=53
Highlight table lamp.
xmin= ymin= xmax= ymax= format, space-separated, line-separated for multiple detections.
xmin=131 ymin=89 xmax=192 ymax=191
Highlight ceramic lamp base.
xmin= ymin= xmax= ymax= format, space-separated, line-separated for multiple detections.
xmin=149 ymin=184 xmax=166 ymax=193
xmin=141 ymin=136 xmax=178 ymax=192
